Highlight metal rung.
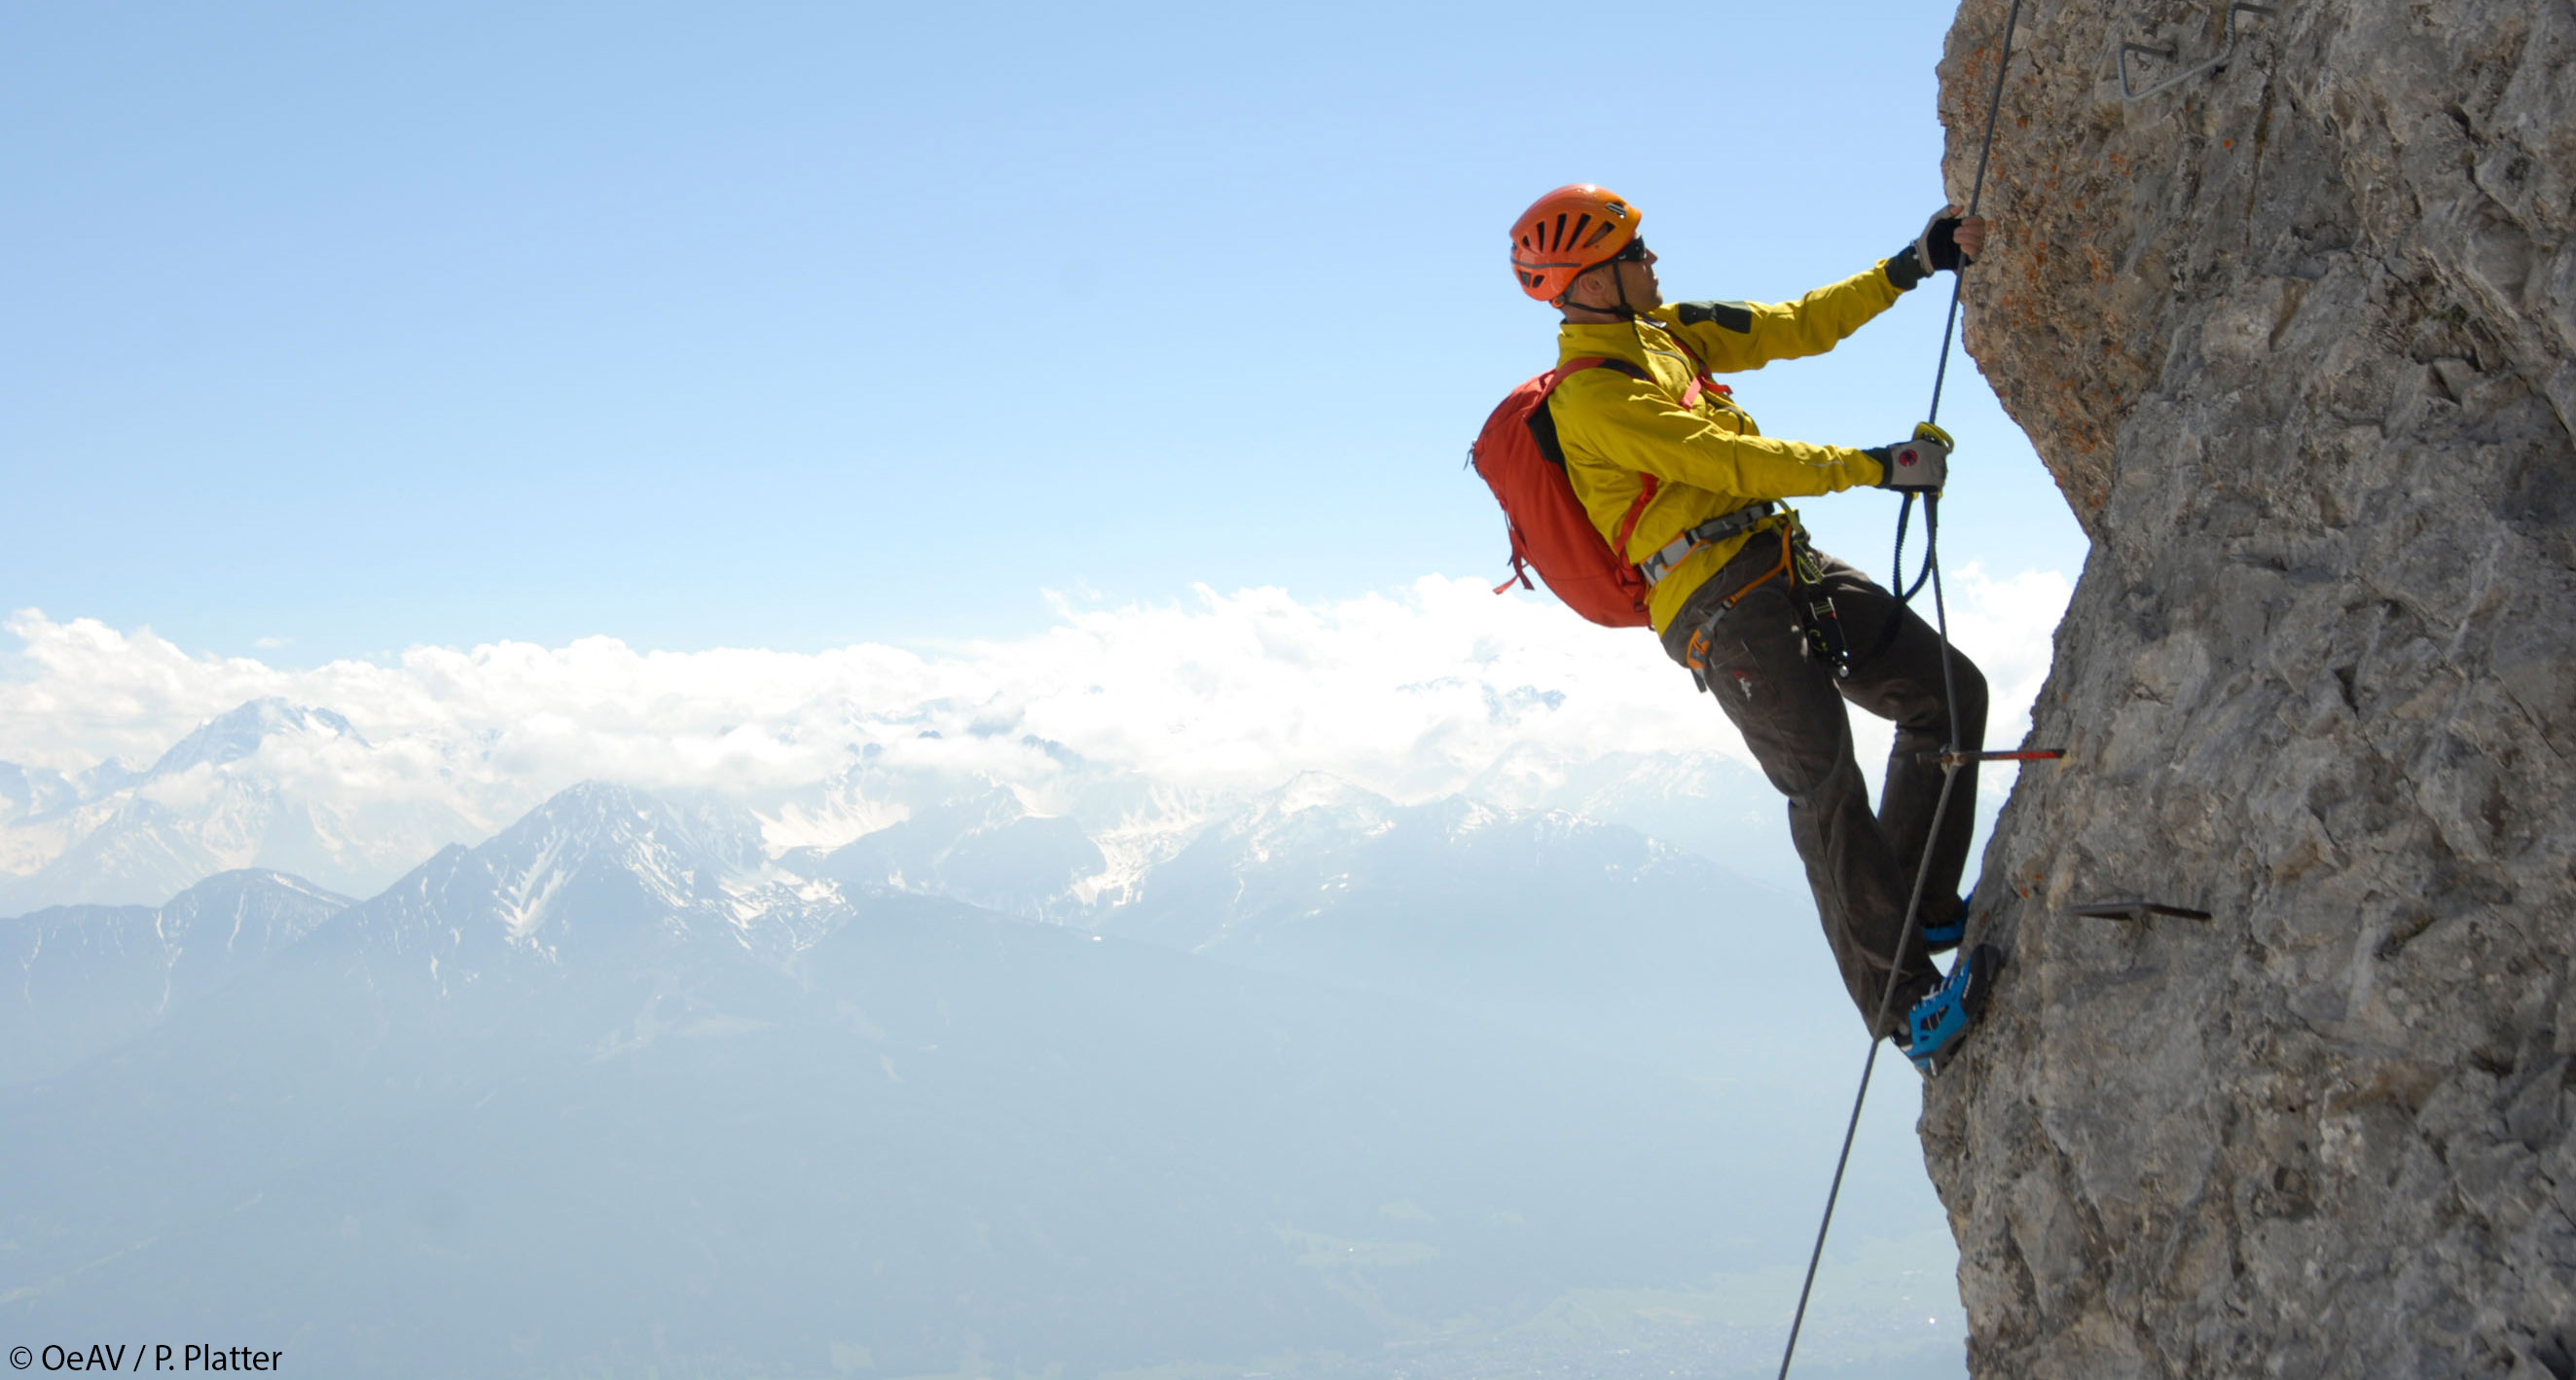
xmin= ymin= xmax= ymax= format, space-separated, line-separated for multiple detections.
xmin=2074 ymin=899 xmax=2213 ymax=922
xmin=1916 ymin=747 xmax=2067 ymax=768
xmin=2119 ymin=3 xmax=2278 ymax=101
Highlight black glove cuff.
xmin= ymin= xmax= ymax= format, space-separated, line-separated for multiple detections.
xmin=1884 ymin=246 xmax=1929 ymax=292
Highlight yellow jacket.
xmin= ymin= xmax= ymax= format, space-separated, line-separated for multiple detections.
xmin=1548 ymin=263 xmax=1903 ymax=632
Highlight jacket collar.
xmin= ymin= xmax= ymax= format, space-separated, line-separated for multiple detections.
xmin=1555 ymin=311 xmax=1681 ymax=369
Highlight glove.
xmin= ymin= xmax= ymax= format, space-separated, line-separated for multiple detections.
xmin=1883 ymin=206 xmax=1974 ymax=291
xmin=1867 ymin=422 xmax=1954 ymax=491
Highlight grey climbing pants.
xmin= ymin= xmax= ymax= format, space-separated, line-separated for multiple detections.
xmin=1661 ymin=533 xmax=1987 ymax=1038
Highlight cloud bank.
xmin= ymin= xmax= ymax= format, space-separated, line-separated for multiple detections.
xmin=2 ymin=569 xmax=2069 ymax=817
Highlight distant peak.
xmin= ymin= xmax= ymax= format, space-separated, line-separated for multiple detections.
xmin=1266 ymin=772 xmax=1389 ymax=817
xmin=494 ymin=781 xmax=755 ymax=871
xmin=163 ymin=867 xmax=353 ymax=912
xmin=147 ymin=698 xmax=367 ymax=777
xmin=528 ymin=780 xmax=663 ymax=821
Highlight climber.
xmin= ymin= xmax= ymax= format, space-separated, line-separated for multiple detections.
xmin=1506 ymin=184 xmax=2000 ymax=1072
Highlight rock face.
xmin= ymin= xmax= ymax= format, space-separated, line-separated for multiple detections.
xmin=1928 ymin=1 xmax=2576 ymax=1375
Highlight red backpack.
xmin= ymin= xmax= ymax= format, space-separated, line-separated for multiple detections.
xmin=1469 ymin=358 xmax=1661 ymax=628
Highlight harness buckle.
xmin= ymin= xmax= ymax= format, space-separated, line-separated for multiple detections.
xmin=1639 ymin=501 xmax=1781 ymax=586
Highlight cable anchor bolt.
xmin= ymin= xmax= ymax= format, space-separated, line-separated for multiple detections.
xmin=2074 ymin=899 xmax=2213 ymax=922
xmin=1916 ymin=747 xmax=2067 ymax=768
xmin=2119 ymin=3 xmax=2279 ymax=101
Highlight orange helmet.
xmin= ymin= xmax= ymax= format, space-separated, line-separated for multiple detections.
xmin=1509 ymin=184 xmax=1640 ymax=302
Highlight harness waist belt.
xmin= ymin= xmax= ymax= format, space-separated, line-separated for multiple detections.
xmin=1638 ymin=502 xmax=1781 ymax=585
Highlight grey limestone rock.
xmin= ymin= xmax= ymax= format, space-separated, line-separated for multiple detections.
xmin=1928 ymin=0 xmax=2576 ymax=1374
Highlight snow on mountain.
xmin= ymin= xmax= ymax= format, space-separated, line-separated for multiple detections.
xmin=1072 ymin=771 xmax=1832 ymax=1052
xmin=0 ymin=760 xmax=78 ymax=827
xmin=1 ymin=696 xmax=1817 ymax=983
xmin=0 ymin=698 xmax=491 ymax=913
xmin=754 ymin=750 xmax=1821 ymax=1035
xmin=773 ymin=737 xmax=1222 ymax=921
xmin=775 ymin=740 xmax=1803 ymax=932
xmin=0 ymin=748 xmax=1853 ymax=1081
xmin=1 ymin=867 xmax=350 ymax=1084
xmin=323 ymin=781 xmax=851 ymax=994
xmin=159 ymin=867 xmax=351 ymax=969
xmin=810 ymin=786 xmax=1104 ymax=918
xmin=150 ymin=699 xmax=366 ymax=774
xmin=0 ymin=815 xmax=1857 ymax=1380
xmin=1067 ymin=779 xmax=1227 ymax=909
xmin=1467 ymin=744 xmax=1802 ymax=890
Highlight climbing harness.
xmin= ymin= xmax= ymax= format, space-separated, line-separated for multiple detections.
xmin=1641 ymin=501 xmax=1779 ymax=586
xmin=1772 ymin=1 xmax=2031 ymax=1375
xmin=1671 ymin=514 xmax=1855 ymax=691
xmin=1676 ymin=512 xmax=1836 ymax=690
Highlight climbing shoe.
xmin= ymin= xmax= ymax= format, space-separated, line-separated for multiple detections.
xmin=1903 ymin=942 xmax=2004 ymax=1076
xmin=1919 ymin=890 xmax=1971 ymax=954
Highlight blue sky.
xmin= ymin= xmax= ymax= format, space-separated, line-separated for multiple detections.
xmin=1 ymin=0 xmax=2085 ymax=664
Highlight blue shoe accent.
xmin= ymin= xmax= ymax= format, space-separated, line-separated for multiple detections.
xmin=1905 ymin=943 xmax=2003 ymax=1075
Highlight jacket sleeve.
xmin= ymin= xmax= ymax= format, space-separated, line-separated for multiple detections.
xmin=1552 ymin=368 xmax=1886 ymax=500
xmin=1651 ymin=263 xmax=1905 ymax=374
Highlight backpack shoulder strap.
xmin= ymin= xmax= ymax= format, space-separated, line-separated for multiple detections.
xmin=1542 ymin=355 xmax=1649 ymax=394
xmin=1527 ymin=355 xmax=1651 ymax=461
xmin=1531 ymin=357 xmax=1661 ymax=563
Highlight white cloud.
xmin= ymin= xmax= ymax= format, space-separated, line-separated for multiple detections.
xmin=1 ymin=568 xmax=2069 ymax=816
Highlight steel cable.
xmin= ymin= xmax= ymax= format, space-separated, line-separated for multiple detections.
xmin=1773 ymin=3 xmax=2024 ymax=1375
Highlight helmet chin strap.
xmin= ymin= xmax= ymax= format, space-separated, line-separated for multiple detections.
xmin=1561 ymin=263 xmax=1642 ymax=322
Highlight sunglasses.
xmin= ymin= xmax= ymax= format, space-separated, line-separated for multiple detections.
xmin=1609 ymin=237 xmax=1651 ymax=264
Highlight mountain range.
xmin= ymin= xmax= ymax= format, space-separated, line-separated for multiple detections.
xmin=0 ymin=699 xmax=492 ymax=913
xmin=0 ymin=701 xmax=1962 ymax=1378
xmin=0 ymin=866 xmax=349 ymax=1084
xmin=0 ymin=697 xmax=1807 ymax=919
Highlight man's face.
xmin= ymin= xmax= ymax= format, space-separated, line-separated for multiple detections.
xmin=1572 ymin=240 xmax=1661 ymax=311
